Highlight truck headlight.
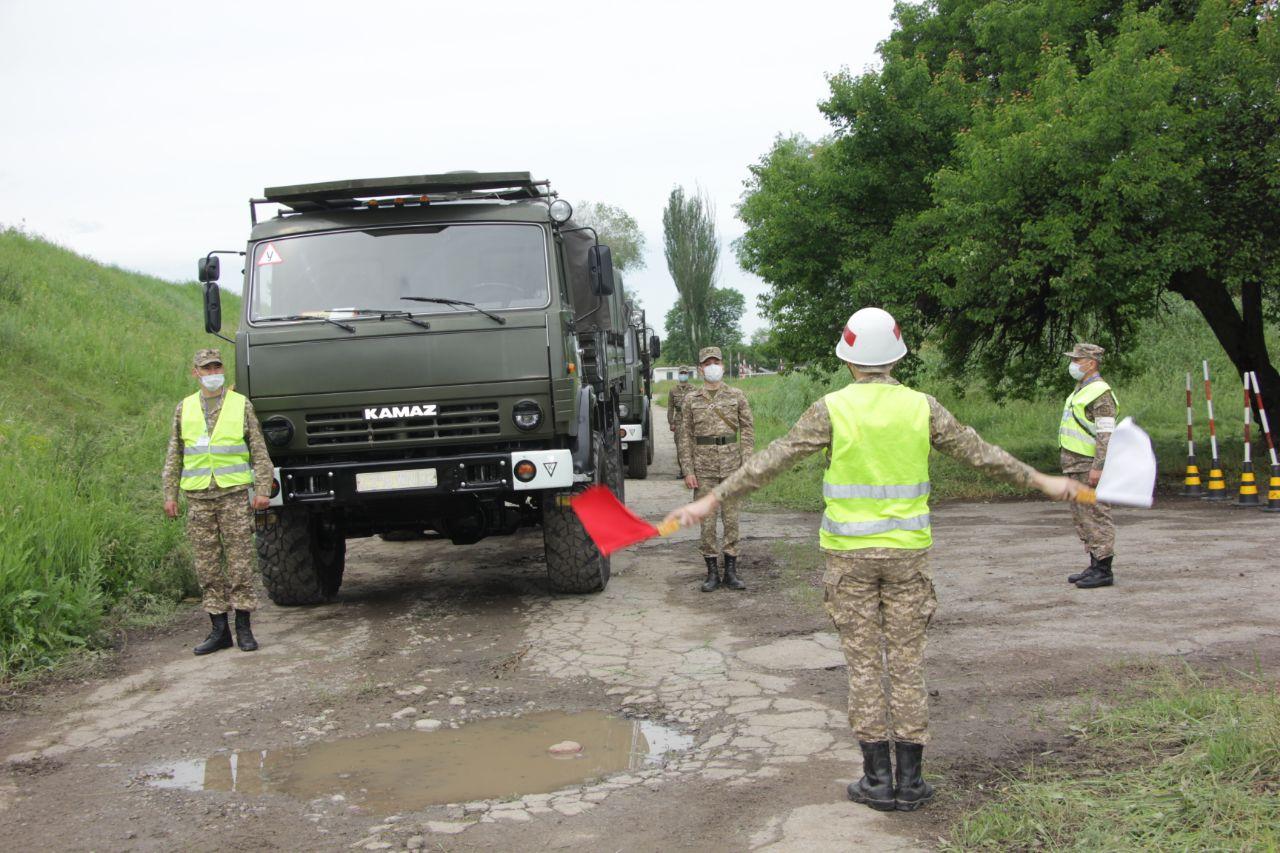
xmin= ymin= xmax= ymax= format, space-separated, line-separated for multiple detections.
xmin=512 ymin=400 xmax=543 ymax=431
xmin=618 ymin=402 xmax=630 ymax=418
xmin=262 ymin=416 xmax=294 ymax=447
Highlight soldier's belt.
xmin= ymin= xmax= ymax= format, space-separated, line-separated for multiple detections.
xmin=696 ymin=435 xmax=738 ymax=446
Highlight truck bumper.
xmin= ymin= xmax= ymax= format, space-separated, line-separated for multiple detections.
xmin=276 ymin=449 xmax=573 ymax=506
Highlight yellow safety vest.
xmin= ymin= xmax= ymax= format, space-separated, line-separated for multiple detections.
xmin=1058 ymin=379 xmax=1116 ymax=457
xmin=180 ymin=390 xmax=253 ymax=491
xmin=820 ymin=382 xmax=932 ymax=551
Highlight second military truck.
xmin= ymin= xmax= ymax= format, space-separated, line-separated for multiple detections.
xmin=197 ymin=172 xmax=654 ymax=601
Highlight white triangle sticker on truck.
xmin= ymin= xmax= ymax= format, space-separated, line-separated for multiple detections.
xmin=256 ymin=243 xmax=284 ymax=266
xmin=544 ymin=461 xmax=558 ymax=477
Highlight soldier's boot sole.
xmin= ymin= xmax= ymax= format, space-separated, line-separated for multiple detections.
xmin=194 ymin=632 xmax=233 ymax=656
xmin=1075 ymin=572 xmax=1114 ymax=589
xmin=847 ymin=779 xmax=897 ymax=812
xmin=895 ymin=785 xmax=935 ymax=811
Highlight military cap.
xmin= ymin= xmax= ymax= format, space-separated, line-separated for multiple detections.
xmin=698 ymin=346 xmax=723 ymax=363
xmin=193 ymin=348 xmax=223 ymax=367
xmin=1063 ymin=343 xmax=1105 ymax=361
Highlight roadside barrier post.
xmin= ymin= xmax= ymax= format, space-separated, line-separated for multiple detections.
xmin=1181 ymin=371 xmax=1204 ymax=497
xmin=1247 ymin=371 xmax=1280 ymax=514
xmin=1236 ymin=372 xmax=1261 ymax=506
xmin=1202 ymin=361 xmax=1229 ymax=501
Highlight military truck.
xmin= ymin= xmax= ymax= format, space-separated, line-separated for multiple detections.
xmin=618 ymin=298 xmax=659 ymax=479
xmin=196 ymin=172 xmax=631 ymax=601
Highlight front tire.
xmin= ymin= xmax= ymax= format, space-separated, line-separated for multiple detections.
xmin=626 ymin=437 xmax=649 ymax=479
xmin=544 ymin=431 xmax=612 ymax=593
xmin=256 ymin=508 xmax=346 ymax=605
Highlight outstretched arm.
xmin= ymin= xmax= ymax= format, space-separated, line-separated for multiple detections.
xmin=666 ymin=398 xmax=830 ymax=527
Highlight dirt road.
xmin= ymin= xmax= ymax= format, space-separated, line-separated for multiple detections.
xmin=3 ymin=407 xmax=1278 ymax=851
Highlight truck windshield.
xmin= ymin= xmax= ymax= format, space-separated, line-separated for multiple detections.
xmin=250 ymin=223 xmax=548 ymax=322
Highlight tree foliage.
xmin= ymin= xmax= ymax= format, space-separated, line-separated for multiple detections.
xmin=738 ymin=0 xmax=1280 ymax=414
xmin=663 ymin=186 xmax=720 ymax=355
xmin=574 ymin=201 xmax=646 ymax=273
xmin=662 ymin=286 xmax=745 ymax=365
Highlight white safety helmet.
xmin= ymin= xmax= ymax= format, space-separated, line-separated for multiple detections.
xmin=834 ymin=307 xmax=908 ymax=366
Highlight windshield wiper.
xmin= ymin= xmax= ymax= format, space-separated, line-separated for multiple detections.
xmin=256 ymin=313 xmax=356 ymax=333
xmin=400 ymin=296 xmax=506 ymax=325
xmin=338 ymin=308 xmax=432 ymax=330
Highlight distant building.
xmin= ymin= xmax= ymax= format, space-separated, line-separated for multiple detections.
xmin=652 ymin=366 xmax=682 ymax=382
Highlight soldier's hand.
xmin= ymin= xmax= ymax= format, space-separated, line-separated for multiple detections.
xmin=684 ymin=474 xmax=699 ymax=490
xmin=250 ymin=495 xmax=271 ymax=511
xmin=1087 ymin=468 xmax=1102 ymax=487
xmin=665 ymin=492 xmax=719 ymax=528
xmin=669 ymin=424 xmax=676 ymax=432
xmin=163 ymin=500 xmax=179 ymax=519
xmin=1033 ymin=473 xmax=1082 ymax=502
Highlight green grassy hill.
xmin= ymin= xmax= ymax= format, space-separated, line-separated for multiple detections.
xmin=0 ymin=228 xmax=240 ymax=678
xmin=660 ymin=305 xmax=1278 ymax=512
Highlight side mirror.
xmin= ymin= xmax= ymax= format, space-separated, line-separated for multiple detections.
xmin=649 ymin=335 xmax=661 ymax=360
xmin=198 ymin=256 xmax=220 ymax=283
xmin=203 ymin=283 xmax=222 ymax=334
xmin=588 ymin=245 xmax=615 ymax=296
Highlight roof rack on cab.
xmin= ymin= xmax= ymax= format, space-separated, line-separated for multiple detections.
xmin=250 ymin=171 xmax=552 ymax=224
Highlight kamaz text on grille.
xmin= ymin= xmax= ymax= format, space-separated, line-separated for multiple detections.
xmin=364 ymin=404 xmax=439 ymax=420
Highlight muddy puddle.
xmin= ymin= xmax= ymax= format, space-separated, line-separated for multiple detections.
xmin=145 ymin=711 xmax=691 ymax=812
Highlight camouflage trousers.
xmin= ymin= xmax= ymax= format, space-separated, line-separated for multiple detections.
xmin=695 ymin=475 xmax=740 ymax=557
xmin=1066 ymin=470 xmax=1115 ymax=558
xmin=186 ymin=490 xmax=258 ymax=614
xmin=822 ymin=548 xmax=937 ymax=745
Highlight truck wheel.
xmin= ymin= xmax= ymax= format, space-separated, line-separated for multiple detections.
xmin=543 ymin=432 xmax=611 ymax=594
xmin=256 ymin=508 xmax=346 ymax=605
xmin=604 ymin=421 xmax=626 ymax=502
xmin=626 ymin=439 xmax=649 ymax=479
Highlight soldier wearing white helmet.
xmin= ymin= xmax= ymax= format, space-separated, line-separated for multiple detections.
xmin=665 ymin=307 xmax=1081 ymax=812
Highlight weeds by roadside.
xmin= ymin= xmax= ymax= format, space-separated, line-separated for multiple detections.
xmin=945 ymin=665 xmax=1280 ymax=850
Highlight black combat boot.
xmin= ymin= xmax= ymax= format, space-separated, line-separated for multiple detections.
xmin=701 ymin=556 xmax=720 ymax=592
xmin=1074 ymin=555 xmax=1114 ymax=589
xmin=234 ymin=609 xmax=259 ymax=651
xmin=894 ymin=741 xmax=934 ymax=811
xmin=847 ymin=741 xmax=896 ymax=811
xmin=1068 ymin=553 xmax=1097 ymax=584
xmin=722 ymin=554 xmax=746 ymax=590
xmin=194 ymin=612 xmax=233 ymax=656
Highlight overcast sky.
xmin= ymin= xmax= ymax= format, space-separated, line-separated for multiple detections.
xmin=0 ymin=0 xmax=894 ymax=337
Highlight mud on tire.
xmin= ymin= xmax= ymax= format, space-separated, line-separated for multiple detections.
xmin=256 ymin=508 xmax=346 ymax=605
xmin=542 ymin=488 xmax=611 ymax=594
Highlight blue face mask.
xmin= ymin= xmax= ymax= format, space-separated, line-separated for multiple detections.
xmin=677 ymin=374 xmax=688 ymax=383
xmin=200 ymin=373 xmax=225 ymax=392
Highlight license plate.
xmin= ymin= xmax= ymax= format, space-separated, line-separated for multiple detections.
xmin=356 ymin=467 xmax=438 ymax=492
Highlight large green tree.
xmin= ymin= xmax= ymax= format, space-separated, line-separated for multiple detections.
xmin=662 ymin=286 xmax=745 ymax=365
xmin=738 ymin=0 xmax=1280 ymax=421
xmin=573 ymin=201 xmax=646 ymax=273
xmin=664 ymin=186 xmax=720 ymax=355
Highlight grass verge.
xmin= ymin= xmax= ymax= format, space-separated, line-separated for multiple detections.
xmin=946 ymin=665 xmax=1280 ymax=850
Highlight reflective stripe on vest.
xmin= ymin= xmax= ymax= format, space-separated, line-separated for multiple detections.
xmin=180 ymin=390 xmax=253 ymax=490
xmin=1058 ymin=380 xmax=1116 ymax=457
xmin=820 ymin=382 xmax=932 ymax=551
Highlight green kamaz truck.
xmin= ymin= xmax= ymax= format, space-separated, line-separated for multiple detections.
xmin=196 ymin=172 xmax=630 ymax=601
xmin=619 ymin=299 xmax=659 ymax=479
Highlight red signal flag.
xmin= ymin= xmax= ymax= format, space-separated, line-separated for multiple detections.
xmin=569 ymin=485 xmax=677 ymax=557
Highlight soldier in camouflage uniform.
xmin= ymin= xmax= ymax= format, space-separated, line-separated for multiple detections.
xmin=1059 ymin=343 xmax=1118 ymax=589
xmin=678 ymin=347 xmax=755 ymax=592
xmin=666 ymin=309 xmax=1079 ymax=812
xmin=667 ymin=366 xmax=695 ymax=480
xmin=163 ymin=349 xmax=275 ymax=655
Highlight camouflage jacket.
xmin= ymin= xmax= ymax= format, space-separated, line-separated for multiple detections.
xmin=667 ymin=382 xmax=694 ymax=428
xmin=1060 ymin=375 xmax=1117 ymax=474
xmin=677 ymin=384 xmax=755 ymax=479
xmin=162 ymin=390 xmax=275 ymax=504
xmin=712 ymin=375 xmax=1037 ymax=504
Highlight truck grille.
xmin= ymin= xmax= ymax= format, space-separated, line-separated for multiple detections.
xmin=305 ymin=402 xmax=501 ymax=447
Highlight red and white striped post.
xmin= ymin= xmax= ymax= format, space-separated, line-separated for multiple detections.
xmin=1203 ymin=361 xmax=1229 ymax=500
xmin=1236 ymin=372 xmax=1261 ymax=506
xmin=1248 ymin=371 xmax=1280 ymax=513
xmin=1180 ymin=371 xmax=1204 ymax=496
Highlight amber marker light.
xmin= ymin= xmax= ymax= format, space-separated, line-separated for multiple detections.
xmin=514 ymin=460 xmax=538 ymax=482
